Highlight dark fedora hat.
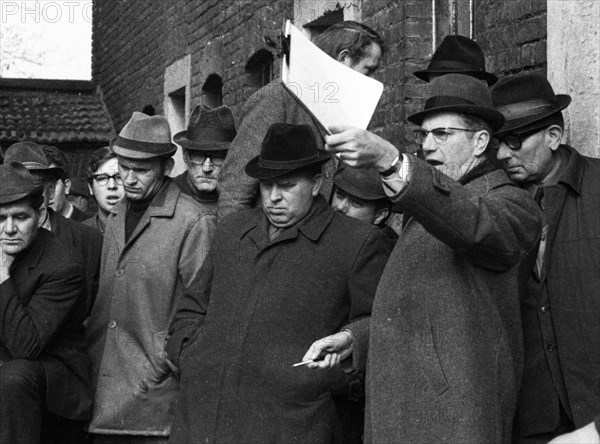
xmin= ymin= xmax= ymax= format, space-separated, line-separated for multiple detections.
xmin=245 ymin=123 xmax=330 ymax=180
xmin=3 ymin=141 xmax=64 ymax=174
xmin=408 ymin=73 xmax=505 ymax=131
xmin=334 ymin=166 xmax=388 ymax=201
xmin=0 ymin=162 xmax=44 ymax=205
xmin=414 ymin=35 xmax=498 ymax=86
xmin=111 ymin=112 xmax=177 ymax=159
xmin=492 ymin=73 xmax=571 ymax=137
xmin=173 ymin=105 xmax=236 ymax=151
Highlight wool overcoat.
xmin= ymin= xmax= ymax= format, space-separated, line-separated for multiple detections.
xmin=357 ymin=159 xmax=541 ymax=444
xmin=167 ymin=196 xmax=394 ymax=444
xmin=217 ymin=81 xmax=335 ymax=218
xmin=0 ymin=229 xmax=91 ymax=420
xmin=86 ymin=180 xmax=216 ymax=436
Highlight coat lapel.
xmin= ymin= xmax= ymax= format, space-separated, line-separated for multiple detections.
xmin=10 ymin=229 xmax=51 ymax=287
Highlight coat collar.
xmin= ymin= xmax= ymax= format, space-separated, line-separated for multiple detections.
xmin=10 ymin=229 xmax=53 ymax=285
xmin=241 ymin=195 xmax=335 ymax=247
xmin=555 ymin=145 xmax=584 ymax=195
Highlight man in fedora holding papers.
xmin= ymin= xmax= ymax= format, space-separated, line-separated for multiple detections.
xmin=86 ymin=112 xmax=216 ymax=443
xmin=304 ymin=74 xmax=541 ymax=443
xmin=166 ymin=123 xmax=392 ymax=443
xmin=173 ymin=105 xmax=236 ymax=213
xmin=492 ymin=73 xmax=600 ymax=444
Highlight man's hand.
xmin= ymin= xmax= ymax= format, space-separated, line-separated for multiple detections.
xmin=0 ymin=250 xmax=15 ymax=284
xmin=325 ymin=125 xmax=399 ymax=170
xmin=548 ymin=422 xmax=600 ymax=444
xmin=301 ymin=331 xmax=354 ymax=370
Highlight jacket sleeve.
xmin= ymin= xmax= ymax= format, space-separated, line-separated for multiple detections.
xmin=0 ymin=262 xmax=85 ymax=359
xmin=345 ymin=228 xmax=395 ymax=373
xmin=178 ymin=212 xmax=217 ymax=289
xmin=217 ymin=83 xmax=288 ymax=219
xmin=168 ymin=220 xmax=217 ymax=368
xmin=393 ymin=156 xmax=541 ymax=271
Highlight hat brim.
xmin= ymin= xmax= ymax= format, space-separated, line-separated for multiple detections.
xmin=245 ymin=152 xmax=331 ymax=180
xmin=414 ymin=69 xmax=498 ymax=86
xmin=112 ymin=144 xmax=177 ymax=159
xmin=408 ymin=105 xmax=506 ymax=132
xmin=0 ymin=185 xmax=44 ymax=205
xmin=333 ymin=180 xmax=387 ymax=201
xmin=173 ymin=131 xmax=232 ymax=151
xmin=495 ymin=95 xmax=571 ymax=138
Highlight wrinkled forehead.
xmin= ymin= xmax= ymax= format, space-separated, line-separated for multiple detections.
xmin=117 ymin=155 xmax=161 ymax=169
xmin=187 ymin=150 xmax=227 ymax=161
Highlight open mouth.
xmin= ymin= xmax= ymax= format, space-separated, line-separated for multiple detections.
xmin=426 ymin=159 xmax=443 ymax=166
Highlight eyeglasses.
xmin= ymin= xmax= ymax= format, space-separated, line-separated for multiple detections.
xmin=93 ymin=173 xmax=123 ymax=186
xmin=413 ymin=127 xmax=480 ymax=144
xmin=189 ymin=154 xmax=226 ymax=167
xmin=497 ymin=128 xmax=542 ymax=150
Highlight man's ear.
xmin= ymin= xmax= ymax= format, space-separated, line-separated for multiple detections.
xmin=64 ymin=178 xmax=72 ymax=195
xmin=36 ymin=206 xmax=47 ymax=229
xmin=312 ymin=174 xmax=323 ymax=197
xmin=337 ymin=49 xmax=351 ymax=65
xmin=546 ymin=125 xmax=564 ymax=152
xmin=473 ymin=130 xmax=490 ymax=157
xmin=163 ymin=157 xmax=175 ymax=176
xmin=373 ymin=207 xmax=390 ymax=226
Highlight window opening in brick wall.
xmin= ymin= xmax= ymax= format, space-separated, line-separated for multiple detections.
xmin=202 ymin=74 xmax=223 ymax=108
xmin=245 ymin=49 xmax=274 ymax=88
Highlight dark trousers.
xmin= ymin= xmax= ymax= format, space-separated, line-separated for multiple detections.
xmin=515 ymin=403 xmax=575 ymax=444
xmin=0 ymin=359 xmax=46 ymax=444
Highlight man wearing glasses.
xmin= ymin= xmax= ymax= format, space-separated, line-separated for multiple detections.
xmin=173 ymin=105 xmax=236 ymax=214
xmin=492 ymin=74 xmax=600 ymax=444
xmin=303 ymin=74 xmax=541 ymax=443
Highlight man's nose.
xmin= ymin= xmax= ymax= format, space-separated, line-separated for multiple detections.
xmin=421 ymin=133 xmax=436 ymax=152
xmin=333 ymin=197 xmax=349 ymax=214
xmin=4 ymin=217 xmax=16 ymax=234
xmin=107 ymin=177 xmax=118 ymax=189
xmin=202 ymin=158 xmax=215 ymax=173
xmin=496 ymin=143 xmax=512 ymax=161
xmin=269 ymin=186 xmax=282 ymax=202
xmin=123 ymin=171 xmax=137 ymax=185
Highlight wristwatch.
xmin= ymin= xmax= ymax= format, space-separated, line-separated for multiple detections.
xmin=379 ymin=153 xmax=403 ymax=176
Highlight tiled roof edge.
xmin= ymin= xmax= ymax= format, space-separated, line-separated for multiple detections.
xmin=0 ymin=78 xmax=95 ymax=92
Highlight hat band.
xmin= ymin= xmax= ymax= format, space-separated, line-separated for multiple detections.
xmin=496 ymin=98 xmax=560 ymax=121
xmin=22 ymin=161 xmax=49 ymax=170
xmin=188 ymin=127 xmax=236 ymax=143
xmin=114 ymin=135 xmax=174 ymax=154
xmin=259 ymin=153 xmax=320 ymax=169
xmin=428 ymin=60 xmax=484 ymax=72
xmin=425 ymin=95 xmax=477 ymax=109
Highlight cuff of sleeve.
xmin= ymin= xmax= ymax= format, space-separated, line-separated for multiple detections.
xmin=382 ymin=153 xmax=412 ymax=197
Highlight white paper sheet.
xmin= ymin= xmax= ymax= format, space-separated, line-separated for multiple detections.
xmin=281 ymin=20 xmax=384 ymax=132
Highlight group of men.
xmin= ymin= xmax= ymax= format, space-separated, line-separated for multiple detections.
xmin=0 ymin=19 xmax=598 ymax=444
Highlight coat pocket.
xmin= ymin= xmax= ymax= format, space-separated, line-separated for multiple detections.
xmin=419 ymin=317 xmax=449 ymax=397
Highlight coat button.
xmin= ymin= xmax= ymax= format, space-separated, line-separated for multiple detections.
xmin=540 ymin=306 xmax=549 ymax=313
xmin=108 ymin=320 xmax=117 ymax=329
xmin=547 ymin=344 xmax=556 ymax=352
xmin=115 ymin=269 xmax=124 ymax=277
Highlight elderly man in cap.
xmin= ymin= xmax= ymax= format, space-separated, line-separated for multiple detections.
xmin=303 ymin=74 xmax=541 ymax=443
xmin=165 ymin=123 xmax=392 ymax=443
xmin=492 ymin=73 xmax=600 ymax=444
xmin=3 ymin=141 xmax=102 ymax=313
xmin=172 ymin=105 xmax=235 ymax=213
xmin=218 ymin=21 xmax=385 ymax=218
xmin=86 ymin=112 xmax=216 ymax=443
xmin=0 ymin=163 xmax=91 ymax=444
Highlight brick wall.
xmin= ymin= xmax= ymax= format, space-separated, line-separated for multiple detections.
xmin=93 ymin=0 xmax=548 ymax=150
xmin=475 ymin=0 xmax=547 ymax=77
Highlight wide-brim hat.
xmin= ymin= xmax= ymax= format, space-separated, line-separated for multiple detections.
xmin=408 ymin=73 xmax=505 ymax=131
xmin=111 ymin=112 xmax=177 ymax=159
xmin=173 ymin=105 xmax=236 ymax=151
xmin=0 ymin=162 xmax=44 ymax=205
xmin=245 ymin=123 xmax=330 ymax=180
xmin=414 ymin=35 xmax=498 ymax=86
xmin=3 ymin=141 xmax=64 ymax=174
xmin=333 ymin=166 xmax=388 ymax=201
xmin=492 ymin=73 xmax=571 ymax=137
xmin=69 ymin=177 xmax=91 ymax=198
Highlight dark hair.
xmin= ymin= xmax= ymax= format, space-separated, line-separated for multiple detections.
xmin=457 ymin=113 xmax=493 ymax=135
xmin=87 ymin=146 xmax=116 ymax=184
xmin=41 ymin=145 xmax=69 ymax=179
xmin=541 ymin=111 xmax=565 ymax=130
xmin=313 ymin=21 xmax=385 ymax=61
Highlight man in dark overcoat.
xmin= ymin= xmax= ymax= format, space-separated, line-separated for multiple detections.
xmin=166 ymin=123 xmax=393 ymax=443
xmin=493 ymin=73 xmax=600 ymax=444
xmin=0 ymin=162 xmax=91 ymax=444
xmin=305 ymin=74 xmax=542 ymax=443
